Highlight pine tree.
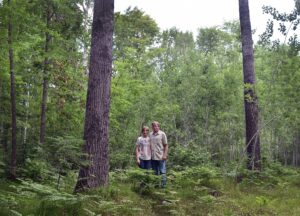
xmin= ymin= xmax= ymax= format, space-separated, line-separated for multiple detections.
xmin=39 ymin=2 xmax=52 ymax=145
xmin=75 ymin=0 xmax=114 ymax=191
xmin=239 ymin=0 xmax=261 ymax=170
xmin=7 ymin=0 xmax=17 ymax=179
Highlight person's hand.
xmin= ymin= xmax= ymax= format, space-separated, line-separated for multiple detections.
xmin=136 ymin=158 xmax=140 ymax=166
xmin=162 ymin=155 xmax=167 ymax=160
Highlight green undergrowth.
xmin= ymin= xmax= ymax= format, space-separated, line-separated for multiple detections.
xmin=0 ymin=164 xmax=299 ymax=216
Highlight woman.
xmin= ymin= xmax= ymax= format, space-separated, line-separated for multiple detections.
xmin=135 ymin=126 xmax=151 ymax=169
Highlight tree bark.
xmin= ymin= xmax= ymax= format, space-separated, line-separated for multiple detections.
xmin=75 ymin=0 xmax=114 ymax=192
xmin=39 ymin=5 xmax=51 ymax=144
xmin=239 ymin=0 xmax=261 ymax=170
xmin=8 ymin=0 xmax=17 ymax=179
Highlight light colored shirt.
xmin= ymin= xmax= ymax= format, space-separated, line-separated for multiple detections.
xmin=150 ymin=130 xmax=168 ymax=160
xmin=136 ymin=136 xmax=151 ymax=160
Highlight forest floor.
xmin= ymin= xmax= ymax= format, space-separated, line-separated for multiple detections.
xmin=0 ymin=164 xmax=300 ymax=216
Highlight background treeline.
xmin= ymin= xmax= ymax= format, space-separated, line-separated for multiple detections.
xmin=1 ymin=1 xmax=300 ymax=182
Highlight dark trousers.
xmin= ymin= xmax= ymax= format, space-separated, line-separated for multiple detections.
xmin=151 ymin=160 xmax=167 ymax=187
xmin=139 ymin=159 xmax=151 ymax=169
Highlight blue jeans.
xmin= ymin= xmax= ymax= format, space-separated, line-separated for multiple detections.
xmin=151 ymin=160 xmax=167 ymax=187
xmin=139 ymin=159 xmax=151 ymax=170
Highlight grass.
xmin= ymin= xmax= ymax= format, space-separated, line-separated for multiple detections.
xmin=0 ymin=165 xmax=299 ymax=216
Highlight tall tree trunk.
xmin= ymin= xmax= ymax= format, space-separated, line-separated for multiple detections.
xmin=239 ymin=0 xmax=261 ymax=170
xmin=39 ymin=6 xmax=51 ymax=144
xmin=8 ymin=0 xmax=17 ymax=179
xmin=75 ymin=0 xmax=114 ymax=192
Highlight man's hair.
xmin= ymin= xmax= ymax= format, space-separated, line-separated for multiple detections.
xmin=151 ymin=121 xmax=160 ymax=127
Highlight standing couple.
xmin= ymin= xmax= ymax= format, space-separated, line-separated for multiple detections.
xmin=135 ymin=121 xmax=168 ymax=188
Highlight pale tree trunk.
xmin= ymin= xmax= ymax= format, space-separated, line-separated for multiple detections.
xmin=80 ymin=0 xmax=93 ymax=75
xmin=297 ymin=135 xmax=299 ymax=166
xmin=239 ymin=0 xmax=261 ymax=170
xmin=183 ymin=104 xmax=191 ymax=146
xmin=284 ymin=151 xmax=288 ymax=166
xmin=75 ymin=0 xmax=114 ymax=192
xmin=172 ymin=115 xmax=178 ymax=144
xmin=204 ymin=103 xmax=210 ymax=145
xmin=23 ymin=88 xmax=30 ymax=144
xmin=277 ymin=136 xmax=281 ymax=162
xmin=8 ymin=0 xmax=17 ymax=179
xmin=293 ymin=134 xmax=299 ymax=166
xmin=22 ymin=86 xmax=30 ymax=163
xmin=39 ymin=5 xmax=52 ymax=144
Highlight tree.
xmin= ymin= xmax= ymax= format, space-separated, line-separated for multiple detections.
xmin=239 ymin=0 xmax=261 ymax=170
xmin=7 ymin=0 xmax=17 ymax=179
xmin=38 ymin=0 xmax=86 ymax=145
xmin=260 ymin=1 xmax=300 ymax=51
xmin=39 ymin=2 xmax=52 ymax=145
xmin=256 ymin=1 xmax=300 ymax=167
xmin=75 ymin=0 xmax=114 ymax=191
xmin=0 ymin=0 xmax=87 ymax=178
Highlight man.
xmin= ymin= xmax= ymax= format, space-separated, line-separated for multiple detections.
xmin=150 ymin=121 xmax=168 ymax=188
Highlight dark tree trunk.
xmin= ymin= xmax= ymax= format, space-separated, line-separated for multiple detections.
xmin=8 ymin=0 xmax=17 ymax=179
xmin=74 ymin=0 xmax=114 ymax=192
xmin=39 ymin=6 xmax=51 ymax=144
xmin=239 ymin=0 xmax=261 ymax=170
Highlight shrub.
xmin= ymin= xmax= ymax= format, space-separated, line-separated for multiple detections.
xmin=168 ymin=145 xmax=211 ymax=170
xmin=22 ymin=158 xmax=52 ymax=181
xmin=171 ymin=166 xmax=221 ymax=190
xmin=127 ymin=169 xmax=161 ymax=195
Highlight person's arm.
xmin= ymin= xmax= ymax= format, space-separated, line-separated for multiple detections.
xmin=135 ymin=145 xmax=140 ymax=165
xmin=162 ymin=133 xmax=168 ymax=160
xmin=162 ymin=144 xmax=168 ymax=160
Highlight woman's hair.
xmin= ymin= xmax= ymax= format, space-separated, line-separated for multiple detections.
xmin=141 ymin=126 xmax=149 ymax=133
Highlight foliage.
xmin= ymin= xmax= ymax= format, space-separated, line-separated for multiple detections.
xmin=0 ymin=2 xmax=300 ymax=215
xmin=127 ymin=169 xmax=161 ymax=195
xmin=0 ymin=163 xmax=299 ymax=215
xmin=0 ymin=1 xmax=299 ymax=177
xmin=168 ymin=145 xmax=211 ymax=170
xmin=22 ymin=157 xmax=52 ymax=182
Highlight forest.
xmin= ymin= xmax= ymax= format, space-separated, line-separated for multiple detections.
xmin=0 ymin=0 xmax=300 ymax=215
